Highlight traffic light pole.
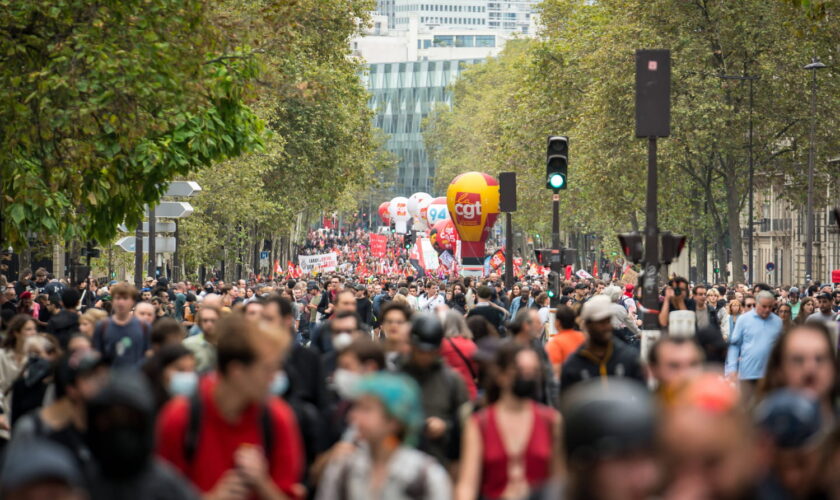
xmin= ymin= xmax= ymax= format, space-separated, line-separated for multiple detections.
xmin=134 ymin=221 xmax=143 ymax=288
xmin=552 ymin=192 xmax=560 ymax=250
xmin=148 ymin=204 xmax=156 ymax=280
xmin=642 ymin=137 xmax=660 ymax=331
xmin=504 ymin=212 xmax=514 ymax=289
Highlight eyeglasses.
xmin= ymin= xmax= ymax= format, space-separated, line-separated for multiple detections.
xmin=745 ymin=303 xmax=756 ymax=309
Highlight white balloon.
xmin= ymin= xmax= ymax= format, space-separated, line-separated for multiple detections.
xmin=425 ymin=197 xmax=449 ymax=226
xmin=407 ymin=192 xmax=432 ymax=218
xmin=388 ymin=197 xmax=411 ymax=222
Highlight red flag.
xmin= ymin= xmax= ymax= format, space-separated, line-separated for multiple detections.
xmin=592 ymin=259 xmax=598 ymax=279
xmin=564 ymin=265 xmax=572 ymax=281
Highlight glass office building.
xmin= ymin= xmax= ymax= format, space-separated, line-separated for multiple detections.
xmin=363 ymin=59 xmax=482 ymax=194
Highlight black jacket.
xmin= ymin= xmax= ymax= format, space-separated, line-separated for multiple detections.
xmin=466 ymin=303 xmax=506 ymax=333
xmin=560 ymin=338 xmax=645 ymax=393
xmin=47 ymin=310 xmax=80 ymax=349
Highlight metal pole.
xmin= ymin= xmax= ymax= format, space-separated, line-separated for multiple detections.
xmin=173 ymin=219 xmax=179 ymax=282
xmin=748 ymin=77 xmax=754 ymax=285
xmin=552 ymin=193 xmax=560 ymax=250
xmin=134 ymin=221 xmax=143 ymax=288
xmin=148 ymin=204 xmax=156 ymax=280
xmin=805 ymin=67 xmax=817 ymax=283
xmin=642 ymin=137 xmax=660 ymax=330
xmin=504 ymin=212 xmax=514 ymax=288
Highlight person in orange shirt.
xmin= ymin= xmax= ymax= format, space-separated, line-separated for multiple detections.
xmin=545 ymin=305 xmax=586 ymax=378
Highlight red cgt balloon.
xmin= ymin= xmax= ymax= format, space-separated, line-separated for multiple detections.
xmin=378 ymin=201 xmax=391 ymax=225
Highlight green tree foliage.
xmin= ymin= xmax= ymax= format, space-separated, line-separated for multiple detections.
xmin=426 ymin=0 xmax=840 ymax=282
xmin=0 ymin=0 xmax=265 ymax=249
xmin=177 ymin=0 xmax=394 ymax=277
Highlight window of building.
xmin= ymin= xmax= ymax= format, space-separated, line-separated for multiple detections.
xmin=433 ymin=35 xmax=454 ymax=47
xmin=475 ymin=35 xmax=495 ymax=47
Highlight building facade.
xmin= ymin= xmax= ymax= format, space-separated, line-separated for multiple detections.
xmin=748 ymin=181 xmax=840 ymax=286
xmin=363 ymin=58 xmax=483 ymax=193
xmin=357 ymin=3 xmax=537 ymax=195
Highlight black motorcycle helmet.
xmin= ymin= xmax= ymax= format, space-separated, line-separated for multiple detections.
xmin=410 ymin=313 xmax=444 ymax=351
xmin=562 ymin=378 xmax=656 ymax=465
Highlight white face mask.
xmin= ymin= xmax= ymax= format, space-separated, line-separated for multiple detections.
xmin=168 ymin=371 xmax=199 ymax=397
xmin=333 ymin=369 xmax=361 ymax=400
xmin=333 ymin=332 xmax=353 ymax=351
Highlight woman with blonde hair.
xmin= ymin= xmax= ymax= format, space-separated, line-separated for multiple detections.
xmin=78 ymin=308 xmax=108 ymax=338
xmin=722 ymin=299 xmax=743 ymax=341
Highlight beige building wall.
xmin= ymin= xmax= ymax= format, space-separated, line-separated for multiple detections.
xmin=747 ymin=178 xmax=840 ymax=286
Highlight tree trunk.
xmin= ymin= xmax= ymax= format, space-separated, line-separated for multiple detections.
xmin=724 ymin=170 xmax=745 ymax=283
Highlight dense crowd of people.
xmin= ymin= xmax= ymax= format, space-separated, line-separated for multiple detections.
xmin=0 ymin=250 xmax=839 ymax=499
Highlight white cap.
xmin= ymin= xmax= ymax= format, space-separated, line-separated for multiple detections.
xmin=580 ymin=295 xmax=614 ymax=323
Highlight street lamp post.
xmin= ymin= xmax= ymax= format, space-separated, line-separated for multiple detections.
xmin=717 ymin=73 xmax=759 ymax=284
xmin=804 ymin=57 xmax=826 ymax=284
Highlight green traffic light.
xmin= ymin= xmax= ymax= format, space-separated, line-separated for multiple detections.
xmin=548 ymin=173 xmax=565 ymax=189
xmin=547 ymin=290 xmax=556 ymax=298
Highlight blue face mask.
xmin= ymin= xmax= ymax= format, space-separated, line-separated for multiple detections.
xmin=168 ymin=371 xmax=198 ymax=397
xmin=271 ymin=371 xmax=289 ymax=396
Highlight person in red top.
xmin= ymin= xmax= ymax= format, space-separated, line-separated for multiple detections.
xmin=440 ymin=310 xmax=479 ymax=399
xmin=544 ymin=305 xmax=586 ymax=379
xmin=157 ymin=313 xmax=304 ymax=500
xmin=456 ymin=343 xmax=561 ymax=500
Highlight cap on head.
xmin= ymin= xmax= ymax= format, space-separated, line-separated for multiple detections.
xmin=410 ymin=313 xmax=444 ymax=351
xmin=580 ymin=295 xmax=614 ymax=323
xmin=0 ymin=439 xmax=82 ymax=492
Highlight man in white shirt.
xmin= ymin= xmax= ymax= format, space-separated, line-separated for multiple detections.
xmin=418 ymin=281 xmax=445 ymax=313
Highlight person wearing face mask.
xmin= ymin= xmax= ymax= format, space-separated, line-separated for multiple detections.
xmin=379 ymin=302 xmax=413 ymax=370
xmin=400 ymin=313 xmax=469 ymax=467
xmin=11 ymin=351 xmax=108 ymax=486
xmin=311 ymin=340 xmax=387 ymax=485
xmin=86 ymin=370 xmax=200 ymax=500
xmin=456 ymin=343 xmax=560 ymax=500
xmin=142 ymin=345 xmax=197 ymax=412
xmin=157 ymin=314 xmax=304 ymax=500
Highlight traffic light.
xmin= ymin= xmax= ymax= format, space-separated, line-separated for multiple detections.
xmin=660 ymin=231 xmax=686 ymax=265
xmin=80 ymin=242 xmax=100 ymax=259
xmin=617 ymin=231 xmax=644 ymax=264
xmin=547 ymin=271 xmax=560 ymax=306
xmin=403 ymin=232 xmax=415 ymax=249
xmin=561 ymin=248 xmax=578 ymax=267
xmin=546 ymin=135 xmax=568 ymax=190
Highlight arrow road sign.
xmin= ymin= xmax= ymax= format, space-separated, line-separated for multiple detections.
xmin=146 ymin=202 xmax=193 ymax=218
xmin=118 ymin=222 xmax=177 ymax=233
xmin=116 ymin=236 xmax=177 ymax=253
xmin=164 ymin=181 xmax=202 ymax=197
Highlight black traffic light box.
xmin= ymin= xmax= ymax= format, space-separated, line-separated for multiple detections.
xmin=617 ymin=232 xmax=644 ymax=264
xmin=660 ymin=231 xmax=686 ymax=265
xmin=546 ymin=136 xmax=568 ymax=190
xmin=547 ymin=271 xmax=561 ymax=307
xmin=403 ymin=232 xmax=415 ymax=249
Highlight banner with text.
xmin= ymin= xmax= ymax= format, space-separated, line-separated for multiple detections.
xmin=369 ymin=233 xmax=388 ymax=258
xmin=298 ymin=252 xmax=339 ymax=274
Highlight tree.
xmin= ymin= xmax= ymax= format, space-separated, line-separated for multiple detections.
xmin=0 ymin=0 xmax=265 ymax=249
xmin=175 ymin=0 xmax=395 ymax=279
xmin=426 ymin=0 xmax=840 ymax=282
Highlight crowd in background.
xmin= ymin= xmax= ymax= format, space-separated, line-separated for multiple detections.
xmin=0 ymin=245 xmax=839 ymax=499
